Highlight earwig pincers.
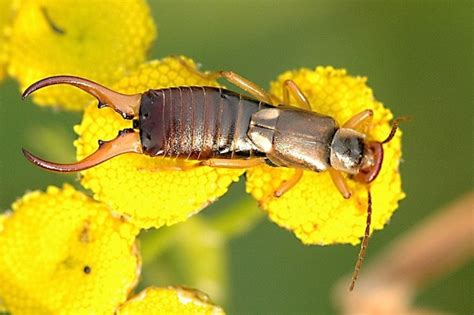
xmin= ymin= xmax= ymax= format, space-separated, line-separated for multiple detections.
xmin=21 ymin=70 xmax=403 ymax=290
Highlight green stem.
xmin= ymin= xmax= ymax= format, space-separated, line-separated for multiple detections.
xmin=207 ymin=194 xmax=264 ymax=240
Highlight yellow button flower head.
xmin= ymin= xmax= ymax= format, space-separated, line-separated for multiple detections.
xmin=0 ymin=184 xmax=141 ymax=314
xmin=246 ymin=67 xmax=404 ymax=245
xmin=7 ymin=0 xmax=156 ymax=110
xmin=75 ymin=57 xmax=244 ymax=229
xmin=0 ymin=0 xmax=19 ymax=82
xmin=0 ymin=213 xmax=6 ymax=233
xmin=117 ymin=287 xmax=225 ymax=315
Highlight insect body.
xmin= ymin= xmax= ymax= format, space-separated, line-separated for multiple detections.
xmin=139 ymin=87 xmax=364 ymax=176
xmin=22 ymin=76 xmax=394 ymax=188
xmin=21 ymin=72 xmax=401 ymax=290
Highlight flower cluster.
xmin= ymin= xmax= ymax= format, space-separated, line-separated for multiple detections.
xmin=0 ymin=1 xmax=223 ymax=313
xmin=0 ymin=0 xmax=404 ymax=313
xmin=0 ymin=185 xmax=223 ymax=314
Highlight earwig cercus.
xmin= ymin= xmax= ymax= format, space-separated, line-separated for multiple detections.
xmin=21 ymin=72 xmax=403 ymax=291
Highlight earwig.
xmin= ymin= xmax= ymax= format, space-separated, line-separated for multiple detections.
xmin=21 ymin=69 xmax=402 ymax=291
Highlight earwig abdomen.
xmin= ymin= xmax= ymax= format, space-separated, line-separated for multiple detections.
xmin=139 ymin=87 xmax=268 ymax=160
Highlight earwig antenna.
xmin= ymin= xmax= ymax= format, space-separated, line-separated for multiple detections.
xmin=22 ymin=129 xmax=142 ymax=173
xmin=349 ymin=189 xmax=372 ymax=291
xmin=382 ymin=117 xmax=409 ymax=144
xmin=22 ymin=75 xmax=142 ymax=119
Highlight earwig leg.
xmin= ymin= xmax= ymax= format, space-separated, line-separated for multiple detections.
xmin=349 ymin=189 xmax=372 ymax=291
xmin=176 ymin=57 xmax=273 ymax=104
xmin=217 ymin=71 xmax=273 ymax=104
xmin=282 ymin=80 xmax=311 ymax=110
xmin=261 ymin=169 xmax=304 ymax=205
xmin=138 ymin=160 xmax=201 ymax=172
xmin=140 ymin=158 xmax=264 ymax=172
xmin=342 ymin=109 xmax=373 ymax=130
xmin=328 ymin=168 xmax=352 ymax=199
xmin=199 ymin=158 xmax=264 ymax=169
xmin=273 ymin=168 xmax=304 ymax=198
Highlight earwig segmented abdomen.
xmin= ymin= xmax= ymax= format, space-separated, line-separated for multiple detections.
xmin=139 ymin=86 xmax=268 ymax=160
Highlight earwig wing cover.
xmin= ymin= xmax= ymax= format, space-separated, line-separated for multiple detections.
xmin=75 ymin=57 xmax=245 ymax=229
xmin=246 ymin=67 xmax=405 ymax=245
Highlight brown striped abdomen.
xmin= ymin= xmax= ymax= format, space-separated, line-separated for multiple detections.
xmin=139 ymin=86 xmax=268 ymax=160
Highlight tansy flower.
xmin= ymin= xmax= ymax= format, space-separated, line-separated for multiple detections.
xmin=6 ymin=0 xmax=156 ymax=110
xmin=0 ymin=0 xmax=19 ymax=82
xmin=116 ymin=287 xmax=225 ymax=315
xmin=0 ymin=184 xmax=141 ymax=314
xmin=0 ymin=185 xmax=227 ymax=314
xmin=74 ymin=56 xmax=403 ymax=245
xmin=75 ymin=57 xmax=245 ymax=229
xmin=246 ymin=67 xmax=404 ymax=245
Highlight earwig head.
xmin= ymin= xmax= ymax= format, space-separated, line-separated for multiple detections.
xmin=353 ymin=141 xmax=383 ymax=184
xmin=22 ymin=76 xmax=145 ymax=172
xmin=353 ymin=117 xmax=405 ymax=184
xmin=22 ymin=75 xmax=142 ymax=119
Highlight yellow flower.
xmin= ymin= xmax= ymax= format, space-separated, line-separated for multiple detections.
xmin=0 ymin=184 xmax=141 ymax=314
xmin=75 ymin=57 xmax=244 ymax=229
xmin=117 ymin=287 xmax=225 ymax=315
xmin=246 ymin=67 xmax=404 ymax=245
xmin=0 ymin=212 xmax=6 ymax=233
xmin=7 ymin=0 xmax=156 ymax=110
xmin=0 ymin=0 xmax=19 ymax=82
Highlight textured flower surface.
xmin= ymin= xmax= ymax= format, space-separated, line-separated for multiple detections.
xmin=7 ymin=0 xmax=156 ymax=110
xmin=0 ymin=184 xmax=141 ymax=314
xmin=246 ymin=67 xmax=404 ymax=245
xmin=117 ymin=287 xmax=225 ymax=315
xmin=0 ymin=0 xmax=19 ymax=82
xmin=75 ymin=57 xmax=244 ymax=229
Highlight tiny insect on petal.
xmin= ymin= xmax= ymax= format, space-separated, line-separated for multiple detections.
xmin=246 ymin=67 xmax=405 ymax=245
xmin=0 ymin=184 xmax=141 ymax=314
xmin=75 ymin=57 xmax=245 ymax=229
xmin=7 ymin=0 xmax=156 ymax=110
xmin=116 ymin=287 xmax=225 ymax=315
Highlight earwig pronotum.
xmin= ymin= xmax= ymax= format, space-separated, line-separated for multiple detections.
xmin=21 ymin=67 xmax=402 ymax=290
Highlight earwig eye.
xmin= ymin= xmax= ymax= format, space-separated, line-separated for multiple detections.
xmin=132 ymin=119 xmax=140 ymax=129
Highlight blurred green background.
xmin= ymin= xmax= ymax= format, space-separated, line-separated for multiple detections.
xmin=0 ymin=1 xmax=472 ymax=314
